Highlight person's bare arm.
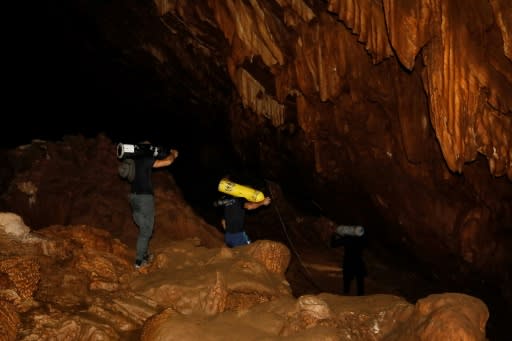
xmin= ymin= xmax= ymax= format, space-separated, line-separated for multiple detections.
xmin=153 ymin=149 xmax=179 ymax=168
xmin=244 ymin=196 xmax=271 ymax=210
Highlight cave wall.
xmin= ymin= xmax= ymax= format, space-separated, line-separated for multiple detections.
xmin=38 ymin=0 xmax=511 ymax=299
xmin=153 ymin=0 xmax=512 ymax=272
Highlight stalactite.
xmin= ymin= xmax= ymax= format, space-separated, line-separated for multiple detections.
xmin=327 ymin=0 xmax=394 ymax=64
xmin=234 ymin=68 xmax=285 ymax=127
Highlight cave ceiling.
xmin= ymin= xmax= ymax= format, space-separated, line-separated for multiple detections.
xmin=68 ymin=0 xmax=512 ymax=180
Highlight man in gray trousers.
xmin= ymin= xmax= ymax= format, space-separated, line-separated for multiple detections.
xmin=129 ymin=142 xmax=178 ymax=269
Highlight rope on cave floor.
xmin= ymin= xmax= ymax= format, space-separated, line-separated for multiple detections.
xmin=265 ymin=179 xmax=325 ymax=293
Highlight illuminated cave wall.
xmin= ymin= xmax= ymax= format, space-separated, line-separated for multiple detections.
xmin=38 ymin=0 xmax=512 ymax=293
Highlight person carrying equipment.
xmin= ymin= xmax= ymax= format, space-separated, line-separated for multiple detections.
xmin=214 ymin=176 xmax=271 ymax=247
xmin=330 ymin=225 xmax=367 ymax=295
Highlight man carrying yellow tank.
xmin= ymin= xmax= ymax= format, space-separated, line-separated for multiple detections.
xmin=214 ymin=175 xmax=271 ymax=247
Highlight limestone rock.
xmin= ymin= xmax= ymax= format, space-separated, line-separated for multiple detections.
xmin=0 ymin=212 xmax=30 ymax=239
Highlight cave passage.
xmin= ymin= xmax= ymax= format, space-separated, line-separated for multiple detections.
xmin=3 ymin=2 xmax=511 ymax=339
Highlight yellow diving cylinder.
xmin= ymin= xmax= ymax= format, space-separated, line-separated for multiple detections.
xmin=218 ymin=178 xmax=265 ymax=202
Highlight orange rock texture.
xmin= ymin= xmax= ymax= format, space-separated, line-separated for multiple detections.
xmin=81 ymin=0 xmax=511 ymax=272
xmin=149 ymin=0 xmax=512 ymax=309
xmin=1 ymin=0 xmax=512 ymax=339
xmin=171 ymin=0 xmax=510 ymax=178
xmin=0 ymin=215 xmax=489 ymax=340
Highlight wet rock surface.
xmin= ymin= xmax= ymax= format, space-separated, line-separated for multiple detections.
xmin=0 ymin=136 xmax=505 ymax=339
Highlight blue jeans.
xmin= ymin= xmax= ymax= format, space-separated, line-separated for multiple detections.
xmin=130 ymin=194 xmax=154 ymax=262
xmin=225 ymin=231 xmax=251 ymax=248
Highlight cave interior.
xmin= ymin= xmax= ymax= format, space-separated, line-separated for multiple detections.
xmin=2 ymin=0 xmax=512 ymax=339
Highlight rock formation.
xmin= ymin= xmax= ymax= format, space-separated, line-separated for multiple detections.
xmin=2 ymin=0 xmax=512 ymax=339
xmin=0 ymin=210 xmax=489 ymax=340
xmin=105 ymin=0 xmax=511 ymax=289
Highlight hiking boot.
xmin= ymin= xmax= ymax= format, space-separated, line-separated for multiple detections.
xmin=134 ymin=259 xmax=149 ymax=270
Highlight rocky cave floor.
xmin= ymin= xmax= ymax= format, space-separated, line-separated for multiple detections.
xmin=3 ymin=183 xmax=508 ymax=340
xmin=199 ymin=198 xmax=509 ymax=340
xmin=269 ymin=238 xmax=507 ymax=340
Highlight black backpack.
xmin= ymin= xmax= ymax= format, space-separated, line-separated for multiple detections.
xmin=118 ymin=159 xmax=135 ymax=182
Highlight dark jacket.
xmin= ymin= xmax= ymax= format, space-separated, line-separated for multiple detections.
xmin=330 ymin=233 xmax=367 ymax=277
